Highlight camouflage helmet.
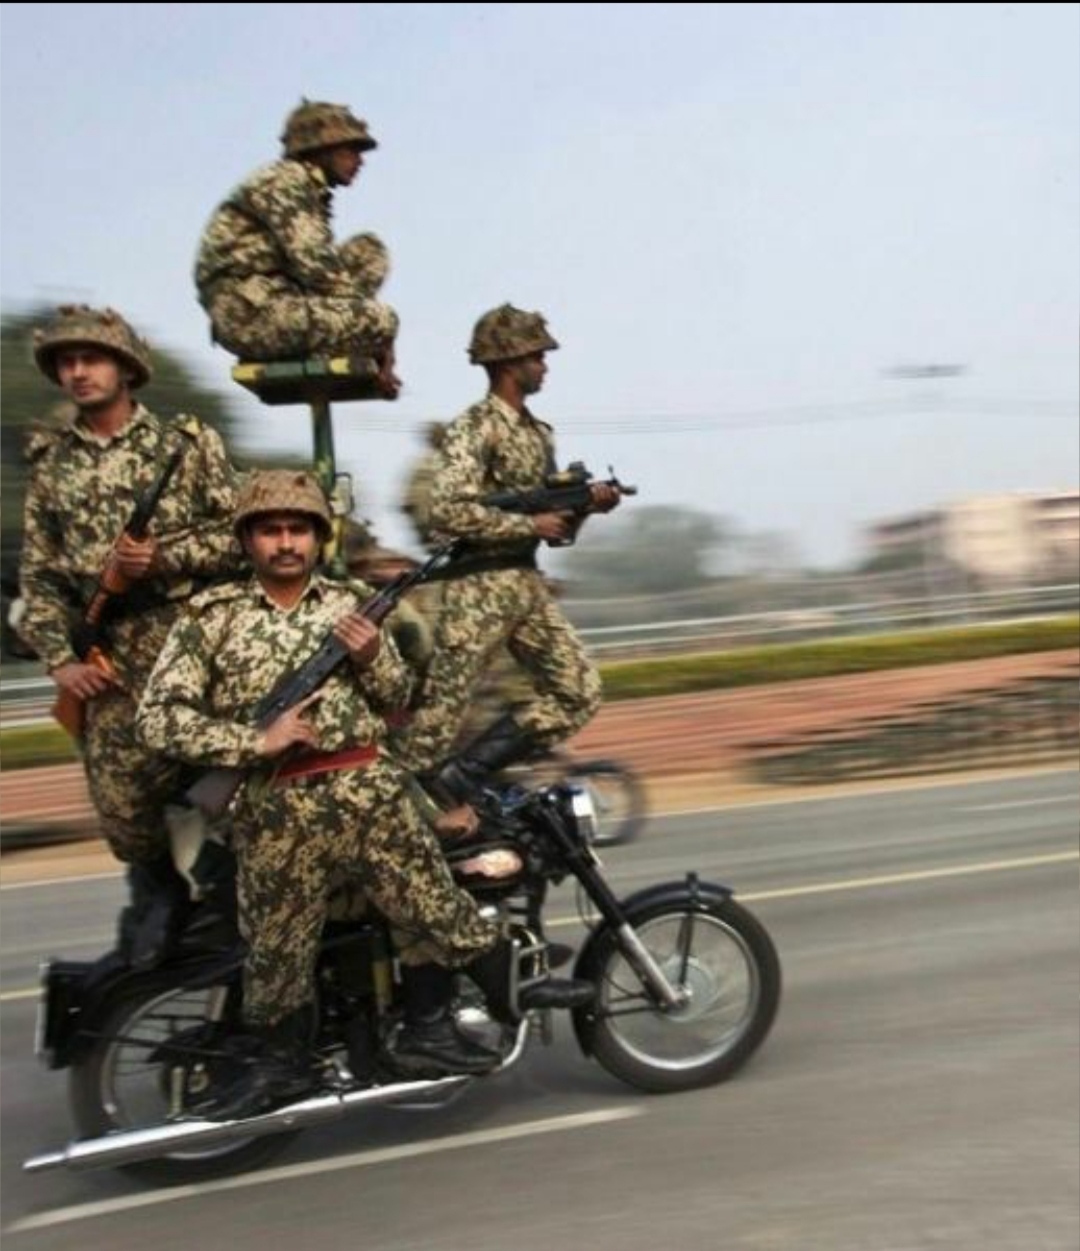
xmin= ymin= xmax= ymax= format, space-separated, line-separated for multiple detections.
xmin=32 ymin=304 xmax=153 ymax=389
xmin=467 ymin=304 xmax=559 ymax=366
xmin=281 ymin=99 xmax=377 ymax=158
xmin=234 ymin=469 xmax=332 ymax=539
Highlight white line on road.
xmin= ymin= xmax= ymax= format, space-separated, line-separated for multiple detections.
xmin=736 ymin=849 xmax=1078 ymax=902
xmin=959 ymin=796 xmax=1078 ymax=812
xmin=1 ymin=871 xmax=122 ymax=892
xmin=544 ymin=848 xmax=1079 ymax=924
xmin=6 ymin=1106 xmax=642 ymax=1233
xmin=1 ymin=988 xmax=39 ymax=1002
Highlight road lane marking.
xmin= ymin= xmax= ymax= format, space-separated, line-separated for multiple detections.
xmin=1 ymin=871 xmax=122 ymax=892
xmin=6 ymin=1106 xmax=642 ymax=1232
xmin=736 ymin=849 xmax=1078 ymax=902
xmin=545 ymin=848 xmax=1078 ymax=923
xmin=959 ymin=796 xmax=1078 ymax=812
xmin=3 ymin=849 xmax=1075 ymax=1001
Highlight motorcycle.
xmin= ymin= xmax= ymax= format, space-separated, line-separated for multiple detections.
xmin=25 ymin=776 xmax=781 ymax=1185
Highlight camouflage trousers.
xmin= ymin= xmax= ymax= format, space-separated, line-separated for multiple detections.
xmin=82 ymin=686 xmax=181 ymax=864
xmin=394 ymin=569 xmax=602 ymax=771
xmin=232 ymin=757 xmax=497 ymax=1027
xmin=81 ymin=604 xmax=185 ymax=864
xmin=205 ymin=233 xmax=399 ymax=361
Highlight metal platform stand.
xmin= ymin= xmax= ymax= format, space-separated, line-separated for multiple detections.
xmin=231 ymin=356 xmax=388 ymax=578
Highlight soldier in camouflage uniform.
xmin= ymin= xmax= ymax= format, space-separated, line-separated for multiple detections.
xmin=393 ymin=305 xmax=621 ymax=800
xmin=401 ymin=421 xmax=448 ymax=547
xmin=19 ymin=305 xmax=243 ymax=966
xmin=137 ymin=470 xmax=593 ymax=1118
xmin=194 ymin=99 xmax=400 ymax=397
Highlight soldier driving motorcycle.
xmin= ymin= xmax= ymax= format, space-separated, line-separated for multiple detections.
xmin=135 ymin=469 xmax=595 ymax=1119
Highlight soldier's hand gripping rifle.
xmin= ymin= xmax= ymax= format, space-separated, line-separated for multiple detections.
xmin=53 ymin=448 xmax=184 ymax=739
xmin=184 ymin=540 xmax=461 ymax=818
xmin=482 ymin=462 xmax=636 ymax=546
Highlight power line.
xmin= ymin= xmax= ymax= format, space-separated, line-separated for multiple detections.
xmin=345 ymin=394 xmax=1078 ymax=435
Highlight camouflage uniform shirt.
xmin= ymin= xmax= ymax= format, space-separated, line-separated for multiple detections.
xmin=137 ymin=572 xmax=413 ymax=770
xmin=20 ymin=404 xmax=240 ymax=683
xmin=427 ymin=393 xmax=555 ymax=555
xmin=195 ymin=159 xmax=373 ymax=305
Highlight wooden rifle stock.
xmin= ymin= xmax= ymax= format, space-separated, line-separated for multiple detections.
xmin=51 ymin=647 xmax=119 ymax=739
xmin=52 ymin=448 xmax=183 ymax=740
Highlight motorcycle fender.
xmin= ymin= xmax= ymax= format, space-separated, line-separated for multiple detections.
xmin=570 ymin=876 xmax=733 ymax=1057
xmin=43 ymin=948 xmax=242 ymax=1070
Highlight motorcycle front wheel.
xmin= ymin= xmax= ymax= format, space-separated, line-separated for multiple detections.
xmin=69 ymin=972 xmax=299 ymax=1184
xmin=573 ymin=894 xmax=780 ymax=1093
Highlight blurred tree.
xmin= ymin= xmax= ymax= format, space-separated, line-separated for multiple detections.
xmin=555 ymin=504 xmax=732 ymax=594
xmin=854 ymin=544 xmax=927 ymax=575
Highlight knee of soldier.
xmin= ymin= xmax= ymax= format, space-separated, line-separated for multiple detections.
xmin=576 ymin=664 xmax=603 ymax=719
xmin=340 ymin=231 xmax=390 ymax=295
xmin=378 ymin=303 xmax=400 ymax=340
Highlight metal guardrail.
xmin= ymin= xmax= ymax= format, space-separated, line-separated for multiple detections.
xmin=571 ymin=584 xmax=1079 ymax=654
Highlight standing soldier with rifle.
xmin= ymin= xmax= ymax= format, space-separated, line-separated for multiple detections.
xmin=394 ymin=304 xmax=628 ymax=802
xmin=18 ymin=304 xmax=243 ymax=966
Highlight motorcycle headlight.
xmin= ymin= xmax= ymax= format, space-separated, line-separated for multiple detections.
xmin=568 ymin=786 xmax=600 ymax=845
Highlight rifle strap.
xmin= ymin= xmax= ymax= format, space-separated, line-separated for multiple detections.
xmin=426 ymin=548 xmax=538 ymax=582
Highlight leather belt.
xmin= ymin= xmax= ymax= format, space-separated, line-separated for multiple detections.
xmin=273 ymin=743 xmax=379 ymax=785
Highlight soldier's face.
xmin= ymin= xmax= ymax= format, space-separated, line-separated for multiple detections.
xmin=512 ymin=351 xmax=548 ymax=396
xmin=243 ymin=513 xmax=321 ymax=586
xmin=55 ymin=348 xmax=130 ymax=409
xmin=321 ymin=143 xmax=365 ymax=186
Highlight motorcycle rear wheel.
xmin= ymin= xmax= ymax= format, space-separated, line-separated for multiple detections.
xmin=69 ymin=972 xmax=299 ymax=1184
xmin=574 ymin=895 xmax=780 ymax=1093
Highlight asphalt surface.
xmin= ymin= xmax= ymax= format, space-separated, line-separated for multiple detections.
xmin=1 ymin=769 xmax=1077 ymax=1250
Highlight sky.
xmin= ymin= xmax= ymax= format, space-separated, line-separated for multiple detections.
xmin=2 ymin=2 xmax=1077 ymax=569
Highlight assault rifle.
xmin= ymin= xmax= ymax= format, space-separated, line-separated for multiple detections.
xmin=482 ymin=462 xmax=636 ymax=546
xmin=184 ymin=540 xmax=461 ymax=818
xmin=53 ymin=448 xmax=184 ymax=739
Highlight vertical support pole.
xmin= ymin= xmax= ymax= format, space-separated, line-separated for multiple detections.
xmin=310 ymin=396 xmax=347 ymax=579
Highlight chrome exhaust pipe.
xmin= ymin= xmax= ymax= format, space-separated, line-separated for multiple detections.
xmin=24 ymin=1074 xmax=472 ymax=1175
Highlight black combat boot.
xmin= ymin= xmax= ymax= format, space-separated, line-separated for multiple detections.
xmin=427 ymin=714 xmax=539 ymax=806
xmin=465 ymin=938 xmax=596 ymax=1025
xmin=117 ymin=854 xmax=193 ymax=969
xmin=391 ymin=964 xmax=501 ymax=1077
xmin=204 ymin=1007 xmax=319 ymax=1122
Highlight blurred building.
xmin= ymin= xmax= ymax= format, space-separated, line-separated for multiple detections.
xmin=866 ymin=491 xmax=1080 ymax=584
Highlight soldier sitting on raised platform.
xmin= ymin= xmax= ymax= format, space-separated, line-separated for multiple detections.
xmin=194 ymin=98 xmax=400 ymax=399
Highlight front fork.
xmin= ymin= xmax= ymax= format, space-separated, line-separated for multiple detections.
xmin=566 ymin=846 xmax=693 ymax=1010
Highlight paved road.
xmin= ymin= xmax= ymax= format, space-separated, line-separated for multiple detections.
xmin=2 ymin=770 xmax=1077 ymax=1250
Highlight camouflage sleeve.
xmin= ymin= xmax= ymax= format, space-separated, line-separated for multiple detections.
xmin=427 ymin=416 xmax=538 ymax=542
xmin=386 ymin=598 xmax=433 ymax=677
xmin=154 ymin=424 xmax=243 ymax=578
xmin=353 ymin=621 xmax=414 ymax=712
xmin=136 ymin=610 xmax=263 ymax=768
xmin=248 ymin=163 xmax=363 ymax=298
xmin=19 ymin=466 xmax=78 ymax=671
